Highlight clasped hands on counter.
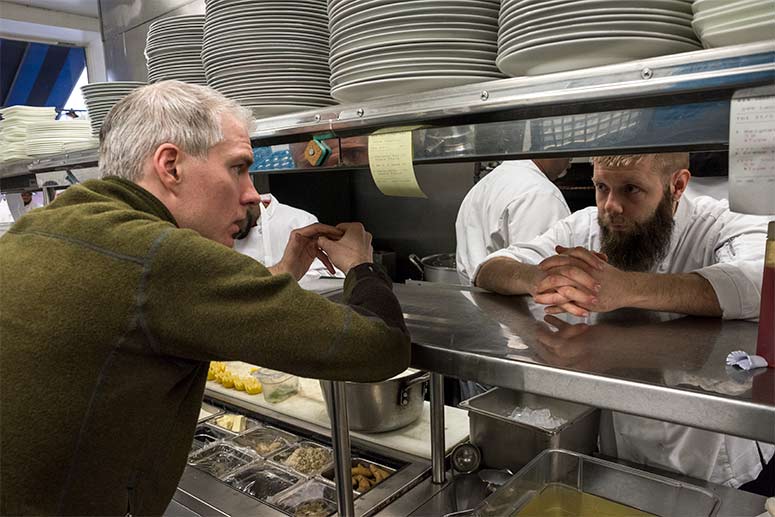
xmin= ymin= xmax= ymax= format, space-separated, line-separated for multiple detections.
xmin=267 ymin=222 xmax=373 ymax=280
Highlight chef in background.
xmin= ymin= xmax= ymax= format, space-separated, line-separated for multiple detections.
xmin=234 ymin=195 xmax=344 ymax=280
xmin=474 ymin=152 xmax=773 ymax=492
xmin=7 ymin=189 xmax=42 ymax=221
xmin=455 ymin=158 xmax=571 ymax=285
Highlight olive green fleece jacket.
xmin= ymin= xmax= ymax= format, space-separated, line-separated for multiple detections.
xmin=0 ymin=177 xmax=410 ymax=516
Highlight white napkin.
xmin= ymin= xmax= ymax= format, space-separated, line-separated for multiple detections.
xmin=726 ymin=350 xmax=769 ymax=370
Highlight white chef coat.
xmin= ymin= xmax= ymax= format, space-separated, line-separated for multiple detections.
xmin=455 ymin=160 xmax=570 ymax=285
xmin=474 ymin=194 xmax=773 ymax=487
xmin=233 ymin=194 xmax=339 ymax=278
xmin=6 ymin=193 xmax=42 ymax=222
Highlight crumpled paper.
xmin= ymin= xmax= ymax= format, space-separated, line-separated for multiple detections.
xmin=726 ymin=350 xmax=769 ymax=370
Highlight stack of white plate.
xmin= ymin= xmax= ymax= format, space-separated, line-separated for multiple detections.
xmin=26 ymin=120 xmax=97 ymax=156
xmin=497 ymin=0 xmax=702 ymax=77
xmin=328 ymin=0 xmax=503 ymax=103
xmin=145 ymin=15 xmax=207 ymax=85
xmin=81 ymin=82 xmax=146 ymax=136
xmin=0 ymin=106 xmax=57 ymax=162
xmin=692 ymin=0 xmax=775 ymax=48
xmin=202 ymin=0 xmax=334 ymax=118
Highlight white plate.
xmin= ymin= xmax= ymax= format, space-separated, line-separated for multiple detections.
xmin=497 ymin=36 xmax=701 ymax=76
xmin=499 ymin=29 xmax=699 ymax=56
xmin=204 ymin=14 xmax=328 ymax=32
xmin=329 ymin=0 xmax=497 ymax=19
xmin=333 ymin=57 xmax=498 ymax=80
xmin=331 ymin=74 xmax=504 ymax=102
xmin=247 ymin=104 xmax=325 ymax=119
xmin=501 ymin=0 xmax=692 ymax=26
xmin=332 ymin=49 xmax=496 ymax=74
xmin=331 ymin=0 xmax=498 ymax=32
xmin=332 ymin=12 xmax=497 ymax=46
xmin=500 ymin=20 xmax=697 ymax=48
xmin=330 ymin=40 xmax=496 ymax=68
xmin=499 ymin=11 xmax=692 ymax=42
xmin=693 ymin=0 xmax=774 ymax=32
xmin=206 ymin=0 xmax=326 ymax=16
xmin=691 ymin=0 xmax=763 ymax=13
xmin=331 ymin=25 xmax=497 ymax=55
xmin=332 ymin=65 xmax=502 ymax=86
xmin=695 ymin=12 xmax=773 ymax=37
xmin=700 ymin=18 xmax=775 ymax=47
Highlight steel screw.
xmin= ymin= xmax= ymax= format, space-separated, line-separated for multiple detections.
xmin=356 ymin=108 xmax=364 ymax=117
xmin=641 ymin=68 xmax=653 ymax=80
xmin=480 ymin=90 xmax=489 ymax=101
xmin=314 ymin=114 xmax=321 ymax=122
xmin=308 ymin=148 xmax=315 ymax=156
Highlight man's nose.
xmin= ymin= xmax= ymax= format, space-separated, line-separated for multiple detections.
xmin=240 ymin=174 xmax=261 ymax=205
xmin=604 ymin=193 xmax=624 ymax=214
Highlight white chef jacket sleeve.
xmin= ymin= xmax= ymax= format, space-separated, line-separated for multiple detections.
xmin=691 ymin=210 xmax=769 ymax=320
xmin=471 ymin=212 xmax=585 ymax=283
xmin=504 ymin=191 xmax=571 ymax=247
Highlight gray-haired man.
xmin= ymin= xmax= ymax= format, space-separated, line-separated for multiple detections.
xmin=0 ymin=81 xmax=410 ymax=515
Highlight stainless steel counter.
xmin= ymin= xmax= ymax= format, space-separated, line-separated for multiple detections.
xmin=328 ymin=282 xmax=774 ymax=443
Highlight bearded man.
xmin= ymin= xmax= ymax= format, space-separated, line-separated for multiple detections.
xmin=474 ymin=152 xmax=772 ymax=491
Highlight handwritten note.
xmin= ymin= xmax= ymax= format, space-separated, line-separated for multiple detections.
xmin=729 ymin=86 xmax=775 ymax=215
xmin=368 ymin=129 xmax=427 ymax=198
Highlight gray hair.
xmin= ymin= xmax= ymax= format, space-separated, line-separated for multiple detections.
xmin=99 ymin=80 xmax=254 ymax=181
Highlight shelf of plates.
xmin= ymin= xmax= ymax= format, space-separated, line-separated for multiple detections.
xmin=1 ymin=42 xmax=772 ymax=188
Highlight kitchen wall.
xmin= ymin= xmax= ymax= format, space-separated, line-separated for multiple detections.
xmin=99 ymin=0 xmax=204 ymax=81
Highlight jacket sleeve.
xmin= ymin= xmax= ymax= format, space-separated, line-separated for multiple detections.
xmin=139 ymin=228 xmax=410 ymax=382
xmin=504 ymin=191 xmax=571 ymax=247
xmin=692 ymin=210 xmax=768 ymax=320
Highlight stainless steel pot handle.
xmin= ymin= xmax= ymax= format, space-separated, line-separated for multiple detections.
xmin=408 ymin=254 xmax=424 ymax=280
xmin=398 ymin=372 xmax=430 ymax=406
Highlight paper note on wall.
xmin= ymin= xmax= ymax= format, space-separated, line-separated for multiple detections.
xmin=729 ymin=86 xmax=775 ymax=215
xmin=368 ymin=129 xmax=427 ymax=198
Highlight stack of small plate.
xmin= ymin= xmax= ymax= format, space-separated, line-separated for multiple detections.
xmin=692 ymin=0 xmax=775 ymax=48
xmin=145 ymin=15 xmax=207 ymax=85
xmin=26 ymin=120 xmax=97 ymax=156
xmin=0 ymin=106 xmax=57 ymax=162
xmin=202 ymin=0 xmax=335 ymax=118
xmin=328 ymin=0 xmax=503 ymax=103
xmin=81 ymin=82 xmax=146 ymax=136
xmin=497 ymin=0 xmax=703 ymax=77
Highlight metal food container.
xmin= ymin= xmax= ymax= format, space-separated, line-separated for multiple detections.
xmin=270 ymin=441 xmax=334 ymax=478
xmin=223 ymin=461 xmax=301 ymax=502
xmin=459 ymin=388 xmax=599 ymax=471
xmin=187 ymin=442 xmax=259 ymax=480
xmin=210 ymin=413 xmax=261 ymax=433
xmin=269 ymin=479 xmax=338 ymax=517
xmin=473 ymin=449 xmax=720 ymax=517
xmin=320 ymin=457 xmax=395 ymax=494
xmin=198 ymin=402 xmax=223 ymax=423
xmin=232 ymin=426 xmax=300 ymax=458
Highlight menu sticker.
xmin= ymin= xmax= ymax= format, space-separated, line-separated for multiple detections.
xmin=368 ymin=127 xmax=427 ymax=198
xmin=729 ymin=86 xmax=775 ymax=215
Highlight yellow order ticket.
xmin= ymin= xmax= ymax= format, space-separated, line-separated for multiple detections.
xmin=368 ymin=126 xmax=427 ymax=198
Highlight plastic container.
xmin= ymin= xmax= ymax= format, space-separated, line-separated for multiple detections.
xmin=224 ymin=461 xmax=301 ymax=502
xmin=459 ymin=388 xmax=599 ymax=471
xmin=210 ymin=413 xmax=260 ymax=433
xmin=270 ymin=441 xmax=334 ymax=477
xmin=270 ymin=479 xmax=338 ymax=517
xmin=473 ymin=449 xmax=720 ymax=517
xmin=187 ymin=442 xmax=258 ymax=480
xmin=254 ymin=368 xmax=299 ymax=403
xmin=191 ymin=423 xmax=236 ymax=452
xmin=232 ymin=426 xmax=300 ymax=458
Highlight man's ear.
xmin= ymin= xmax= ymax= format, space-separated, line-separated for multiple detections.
xmin=151 ymin=143 xmax=182 ymax=191
xmin=670 ymin=168 xmax=691 ymax=201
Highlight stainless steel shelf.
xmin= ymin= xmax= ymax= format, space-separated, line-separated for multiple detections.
xmin=329 ymin=282 xmax=775 ymax=443
xmin=0 ymin=148 xmax=99 ymax=184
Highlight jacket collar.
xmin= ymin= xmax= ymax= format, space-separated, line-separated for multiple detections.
xmin=101 ymin=177 xmax=178 ymax=225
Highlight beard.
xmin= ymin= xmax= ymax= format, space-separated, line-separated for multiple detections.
xmin=599 ymin=189 xmax=675 ymax=272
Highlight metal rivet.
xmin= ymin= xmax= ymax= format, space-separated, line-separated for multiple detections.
xmin=314 ymin=114 xmax=321 ymax=122
xmin=356 ymin=108 xmax=364 ymax=117
xmin=480 ymin=90 xmax=489 ymax=101
xmin=308 ymin=148 xmax=315 ymax=156
xmin=641 ymin=68 xmax=653 ymax=80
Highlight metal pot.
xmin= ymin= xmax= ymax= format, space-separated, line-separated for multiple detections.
xmin=409 ymin=253 xmax=459 ymax=284
xmin=320 ymin=369 xmax=430 ymax=433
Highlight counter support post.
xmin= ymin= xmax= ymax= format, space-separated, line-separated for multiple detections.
xmin=321 ymin=380 xmax=354 ymax=517
xmin=430 ymin=372 xmax=446 ymax=484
